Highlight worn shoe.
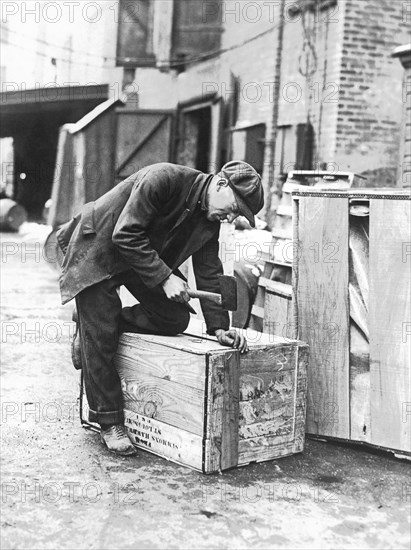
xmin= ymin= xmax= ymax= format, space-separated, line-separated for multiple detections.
xmin=100 ymin=424 xmax=137 ymax=456
xmin=71 ymin=321 xmax=82 ymax=371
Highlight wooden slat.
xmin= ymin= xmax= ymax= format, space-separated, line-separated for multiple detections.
xmin=221 ymin=352 xmax=239 ymax=470
xmin=186 ymin=318 xmax=294 ymax=347
xmin=239 ymin=396 xmax=294 ymax=435
xmin=119 ymin=373 xmax=204 ymax=436
xmin=349 ymin=323 xmax=370 ymax=442
xmin=258 ymin=278 xmax=292 ymax=297
xmin=276 ymin=205 xmax=293 ymax=217
xmin=238 ymin=435 xmax=297 ymax=464
xmin=239 ymin=413 xmax=293 ymax=439
xmin=251 ymin=305 xmax=264 ymax=318
xmin=124 ymin=410 xmax=203 ymax=471
xmin=293 ymin=344 xmax=309 ymax=453
xmin=204 ymin=354 xmax=224 ymax=473
xmin=369 ymin=199 xmax=411 ymax=452
xmin=240 ymin=344 xmax=297 ymax=372
xmin=296 ymin=197 xmax=350 ymax=438
xmin=115 ymin=339 xmax=206 ymax=390
xmin=263 ymin=291 xmax=295 ymax=339
xmin=264 ymin=259 xmax=292 ymax=269
xmin=121 ymin=331 xmax=220 ymax=354
xmin=271 ymin=228 xmax=293 ymax=240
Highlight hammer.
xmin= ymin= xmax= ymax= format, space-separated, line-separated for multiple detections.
xmin=188 ymin=275 xmax=238 ymax=311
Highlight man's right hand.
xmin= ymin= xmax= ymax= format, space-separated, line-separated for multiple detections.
xmin=162 ymin=274 xmax=190 ymax=303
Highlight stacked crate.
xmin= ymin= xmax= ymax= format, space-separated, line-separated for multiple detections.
xmin=293 ymin=188 xmax=410 ymax=456
xmin=250 ymin=171 xmax=362 ymax=338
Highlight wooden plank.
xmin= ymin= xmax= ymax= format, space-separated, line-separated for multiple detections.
xmin=271 ymin=228 xmax=294 ymax=240
xmin=263 ymin=291 xmax=294 ymax=339
xmin=124 ymin=410 xmax=203 ymax=471
xmin=276 ymin=205 xmax=293 ymax=217
xmin=295 ymin=197 xmax=350 ymax=438
xmin=369 ymin=199 xmax=411 ymax=452
xmin=259 ymin=278 xmax=292 ymax=297
xmin=115 ymin=338 xmax=206 ymax=391
xmin=238 ymin=435 xmax=297 ymax=464
xmin=239 ymin=398 xmax=294 ymax=437
xmin=204 ymin=353 xmax=225 ymax=473
xmin=293 ymin=189 xmax=411 ymax=199
xmin=240 ymin=344 xmax=297 ymax=374
xmin=251 ymin=305 xmax=264 ymax=318
xmin=349 ymin=323 xmax=370 ymax=442
xmin=239 ymin=414 xmax=293 ymax=439
xmin=186 ymin=318 xmax=295 ymax=346
xmin=264 ymin=258 xmax=292 ymax=268
xmin=221 ymin=352 xmax=239 ymax=470
xmin=292 ymin=344 xmax=309 ymax=453
xmin=121 ymin=331 xmax=220 ymax=354
xmin=240 ymin=371 xmax=294 ymax=417
xmin=253 ymin=286 xmax=265 ymax=308
xmin=119 ymin=373 xmax=204 ymax=436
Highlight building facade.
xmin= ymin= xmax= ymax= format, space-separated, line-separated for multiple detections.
xmin=2 ymin=0 xmax=409 ymax=221
xmin=122 ymin=0 xmax=409 ymax=222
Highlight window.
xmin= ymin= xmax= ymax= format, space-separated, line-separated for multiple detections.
xmin=116 ymin=0 xmax=224 ymax=71
xmin=275 ymin=123 xmax=314 ymax=175
xmin=230 ymin=124 xmax=266 ymax=175
xmin=116 ymin=0 xmax=156 ymax=67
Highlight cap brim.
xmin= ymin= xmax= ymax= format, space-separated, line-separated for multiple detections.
xmin=230 ymin=186 xmax=256 ymax=228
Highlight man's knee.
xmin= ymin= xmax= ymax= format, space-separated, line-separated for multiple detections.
xmin=164 ymin=306 xmax=190 ymax=336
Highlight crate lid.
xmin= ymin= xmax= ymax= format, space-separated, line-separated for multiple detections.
xmin=121 ymin=318 xmax=299 ymax=354
xmin=292 ymin=188 xmax=411 ymax=200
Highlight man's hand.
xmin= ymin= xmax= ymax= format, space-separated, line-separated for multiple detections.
xmin=162 ymin=274 xmax=190 ymax=303
xmin=215 ymin=329 xmax=248 ymax=354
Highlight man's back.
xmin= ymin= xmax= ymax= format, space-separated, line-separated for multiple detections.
xmin=57 ymin=163 xmax=217 ymax=304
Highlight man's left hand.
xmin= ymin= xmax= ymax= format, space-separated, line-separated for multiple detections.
xmin=215 ymin=329 xmax=248 ymax=353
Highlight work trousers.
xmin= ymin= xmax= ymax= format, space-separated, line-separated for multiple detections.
xmin=75 ymin=270 xmax=190 ymax=426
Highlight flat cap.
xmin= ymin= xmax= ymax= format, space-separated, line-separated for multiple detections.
xmin=218 ymin=161 xmax=264 ymax=227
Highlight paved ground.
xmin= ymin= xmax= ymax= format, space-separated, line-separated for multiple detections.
xmin=1 ymin=228 xmax=410 ymax=550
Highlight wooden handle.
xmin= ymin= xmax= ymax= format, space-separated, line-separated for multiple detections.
xmin=187 ymin=289 xmax=222 ymax=305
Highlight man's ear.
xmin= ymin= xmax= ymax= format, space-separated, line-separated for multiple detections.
xmin=217 ymin=178 xmax=229 ymax=189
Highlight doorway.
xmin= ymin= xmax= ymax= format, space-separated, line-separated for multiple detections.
xmin=176 ymin=105 xmax=212 ymax=173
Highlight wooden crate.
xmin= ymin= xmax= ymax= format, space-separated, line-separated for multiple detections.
xmin=249 ymin=170 xmax=361 ymax=332
xmin=113 ymin=321 xmax=308 ymax=473
xmin=293 ymin=188 xmax=411 ymax=456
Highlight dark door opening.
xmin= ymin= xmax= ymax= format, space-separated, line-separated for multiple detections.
xmin=0 ymin=85 xmax=109 ymax=220
xmin=176 ymin=106 xmax=211 ymax=173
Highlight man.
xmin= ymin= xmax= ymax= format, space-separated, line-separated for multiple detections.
xmin=57 ymin=160 xmax=264 ymax=456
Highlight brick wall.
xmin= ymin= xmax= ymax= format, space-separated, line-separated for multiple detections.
xmin=277 ymin=1 xmax=344 ymax=170
xmin=335 ymin=0 xmax=409 ymax=186
xmin=134 ymin=0 xmax=409 ymax=200
xmin=403 ymin=62 xmax=411 ymax=187
xmin=393 ymin=45 xmax=411 ymax=187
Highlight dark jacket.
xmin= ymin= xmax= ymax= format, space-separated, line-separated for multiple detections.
xmin=56 ymin=163 xmax=229 ymax=334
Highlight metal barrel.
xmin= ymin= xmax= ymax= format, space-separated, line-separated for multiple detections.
xmin=0 ymin=199 xmax=28 ymax=231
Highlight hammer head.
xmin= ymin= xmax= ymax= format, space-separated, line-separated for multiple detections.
xmin=218 ymin=275 xmax=238 ymax=311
